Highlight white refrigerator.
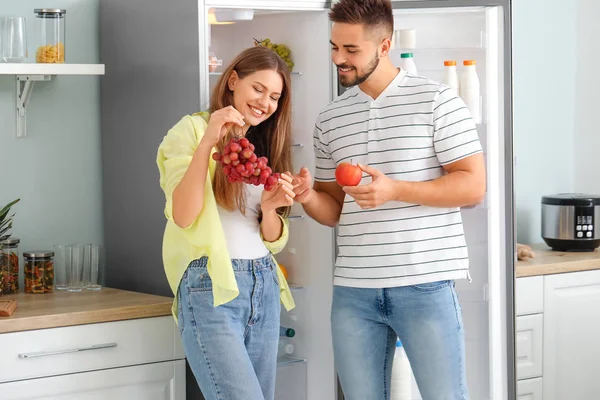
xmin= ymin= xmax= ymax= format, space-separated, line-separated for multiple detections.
xmin=202 ymin=1 xmax=514 ymax=399
xmin=99 ymin=0 xmax=515 ymax=399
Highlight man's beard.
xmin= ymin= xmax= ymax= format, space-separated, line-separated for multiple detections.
xmin=338 ymin=52 xmax=380 ymax=88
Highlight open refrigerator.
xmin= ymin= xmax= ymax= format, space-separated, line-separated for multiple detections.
xmin=202 ymin=1 xmax=514 ymax=399
xmin=98 ymin=0 xmax=514 ymax=399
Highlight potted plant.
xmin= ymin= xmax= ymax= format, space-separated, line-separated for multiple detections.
xmin=0 ymin=199 xmax=20 ymax=295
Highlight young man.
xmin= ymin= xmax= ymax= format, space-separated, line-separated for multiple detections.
xmin=292 ymin=0 xmax=485 ymax=399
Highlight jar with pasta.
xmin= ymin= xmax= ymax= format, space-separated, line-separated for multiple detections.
xmin=34 ymin=9 xmax=66 ymax=63
xmin=0 ymin=238 xmax=20 ymax=295
xmin=24 ymin=251 xmax=54 ymax=294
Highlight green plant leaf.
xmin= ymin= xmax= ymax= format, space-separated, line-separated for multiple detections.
xmin=0 ymin=198 xmax=20 ymax=222
xmin=0 ymin=221 xmax=12 ymax=237
xmin=0 ymin=214 xmax=14 ymax=230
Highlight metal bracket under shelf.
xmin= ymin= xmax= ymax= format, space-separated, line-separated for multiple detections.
xmin=16 ymin=75 xmax=51 ymax=138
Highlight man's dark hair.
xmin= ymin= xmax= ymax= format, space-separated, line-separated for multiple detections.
xmin=329 ymin=0 xmax=394 ymax=40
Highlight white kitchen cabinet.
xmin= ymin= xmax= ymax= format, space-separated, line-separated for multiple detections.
xmin=517 ymin=378 xmax=543 ymax=400
xmin=0 ymin=360 xmax=185 ymax=400
xmin=542 ymin=269 xmax=600 ymax=400
xmin=0 ymin=316 xmax=183 ymax=383
xmin=515 ymin=276 xmax=544 ymax=316
xmin=515 ymin=267 xmax=600 ymax=400
xmin=0 ymin=315 xmax=185 ymax=400
xmin=515 ymin=314 xmax=543 ymax=380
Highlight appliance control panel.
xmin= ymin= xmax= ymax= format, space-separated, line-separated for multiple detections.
xmin=575 ymin=207 xmax=594 ymax=239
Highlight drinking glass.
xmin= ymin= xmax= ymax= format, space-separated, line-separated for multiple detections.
xmin=0 ymin=17 xmax=5 ymax=63
xmin=2 ymin=16 xmax=28 ymax=63
xmin=68 ymin=243 xmax=89 ymax=292
xmin=53 ymin=244 xmax=71 ymax=291
xmin=86 ymin=244 xmax=104 ymax=290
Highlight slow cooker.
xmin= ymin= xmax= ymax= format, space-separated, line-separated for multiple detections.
xmin=541 ymin=193 xmax=600 ymax=251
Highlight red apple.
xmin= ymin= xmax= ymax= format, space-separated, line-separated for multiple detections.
xmin=335 ymin=162 xmax=362 ymax=186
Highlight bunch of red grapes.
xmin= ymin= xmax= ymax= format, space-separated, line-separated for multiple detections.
xmin=212 ymin=137 xmax=281 ymax=191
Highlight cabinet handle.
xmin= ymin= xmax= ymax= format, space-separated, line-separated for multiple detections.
xmin=18 ymin=342 xmax=118 ymax=359
xmin=288 ymin=215 xmax=304 ymax=220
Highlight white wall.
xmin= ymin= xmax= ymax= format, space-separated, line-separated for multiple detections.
xmin=573 ymin=0 xmax=600 ymax=195
xmin=513 ymin=0 xmax=578 ymax=244
xmin=0 ymin=1 xmax=103 ymax=254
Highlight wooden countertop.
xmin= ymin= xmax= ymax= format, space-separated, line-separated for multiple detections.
xmin=0 ymin=288 xmax=173 ymax=334
xmin=516 ymin=244 xmax=600 ymax=278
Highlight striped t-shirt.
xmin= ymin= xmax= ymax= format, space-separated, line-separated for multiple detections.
xmin=314 ymin=69 xmax=482 ymax=288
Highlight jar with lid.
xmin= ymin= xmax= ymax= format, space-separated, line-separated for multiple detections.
xmin=0 ymin=238 xmax=20 ymax=294
xmin=34 ymin=9 xmax=66 ymax=63
xmin=24 ymin=251 xmax=55 ymax=293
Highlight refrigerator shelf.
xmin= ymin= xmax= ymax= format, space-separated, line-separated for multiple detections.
xmin=277 ymin=356 xmax=307 ymax=367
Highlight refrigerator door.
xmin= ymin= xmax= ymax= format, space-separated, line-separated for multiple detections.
xmin=389 ymin=2 xmax=515 ymax=400
xmin=202 ymin=4 xmax=338 ymax=400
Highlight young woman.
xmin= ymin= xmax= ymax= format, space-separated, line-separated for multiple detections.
xmin=157 ymin=46 xmax=296 ymax=400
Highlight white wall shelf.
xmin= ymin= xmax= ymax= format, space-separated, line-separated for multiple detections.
xmin=0 ymin=63 xmax=105 ymax=138
xmin=0 ymin=63 xmax=105 ymax=76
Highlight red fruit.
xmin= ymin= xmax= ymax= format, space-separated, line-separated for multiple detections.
xmin=267 ymin=176 xmax=278 ymax=186
xmin=223 ymin=154 xmax=232 ymax=164
xmin=231 ymin=160 xmax=240 ymax=166
xmin=239 ymin=138 xmax=250 ymax=148
xmin=224 ymin=147 xmax=231 ymax=155
xmin=254 ymin=168 xmax=261 ymax=176
xmin=264 ymin=183 xmax=273 ymax=191
xmin=265 ymin=166 xmax=272 ymax=176
xmin=242 ymin=149 xmax=253 ymax=159
xmin=249 ymin=153 xmax=257 ymax=163
xmin=245 ymin=162 xmax=254 ymax=172
xmin=212 ymin=152 xmax=221 ymax=161
xmin=229 ymin=142 xmax=241 ymax=153
xmin=223 ymin=165 xmax=232 ymax=175
xmin=227 ymin=175 xmax=237 ymax=183
xmin=257 ymin=160 xmax=266 ymax=170
xmin=335 ymin=162 xmax=362 ymax=186
xmin=236 ymin=164 xmax=246 ymax=174
xmin=249 ymin=143 xmax=255 ymax=151
xmin=260 ymin=170 xmax=270 ymax=180
xmin=229 ymin=152 xmax=239 ymax=161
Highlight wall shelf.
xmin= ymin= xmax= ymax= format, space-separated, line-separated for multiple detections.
xmin=0 ymin=63 xmax=105 ymax=76
xmin=0 ymin=63 xmax=106 ymax=138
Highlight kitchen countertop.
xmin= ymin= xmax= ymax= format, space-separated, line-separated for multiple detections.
xmin=0 ymin=288 xmax=173 ymax=334
xmin=516 ymin=244 xmax=600 ymax=278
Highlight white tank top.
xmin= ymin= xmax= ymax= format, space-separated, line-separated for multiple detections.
xmin=217 ymin=184 xmax=270 ymax=260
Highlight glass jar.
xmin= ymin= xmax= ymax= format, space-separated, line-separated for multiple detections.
xmin=24 ymin=251 xmax=55 ymax=294
xmin=0 ymin=238 xmax=20 ymax=294
xmin=34 ymin=8 xmax=66 ymax=63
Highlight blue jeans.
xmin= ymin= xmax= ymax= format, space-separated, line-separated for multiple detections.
xmin=332 ymin=280 xmax=469 ymax=400
xmin=177 ymin=255 xmax=281 ymax=400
